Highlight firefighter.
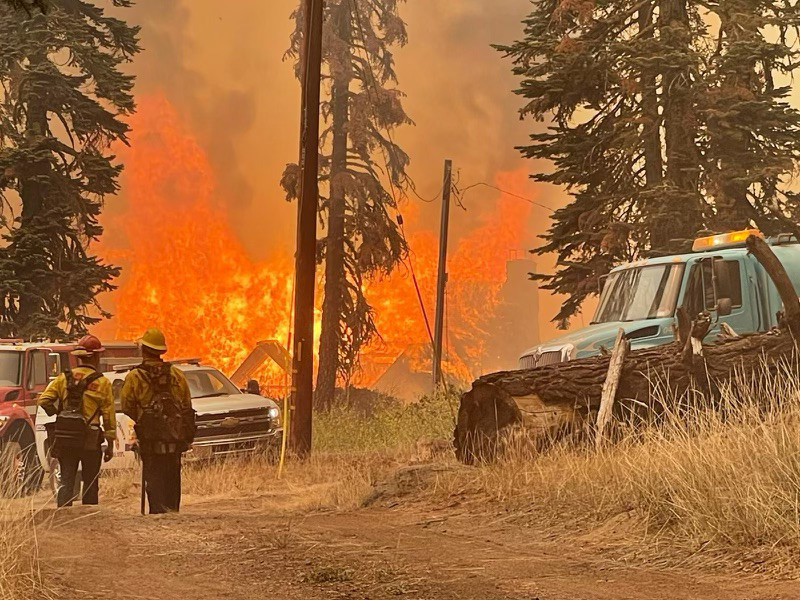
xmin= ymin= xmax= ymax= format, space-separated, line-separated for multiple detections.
xmin=38 ymin=335 xmax=116 ymax=508
xmin=121 ymin=328 xmax=195 ymax=514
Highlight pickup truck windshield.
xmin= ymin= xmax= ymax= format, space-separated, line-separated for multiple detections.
xmin=0 ymin=351 xmax=22 ymax=387
xmin=185 ymin=368 xmax=241 ymax=398
xmin=593 ymin=264 xmax=684 ymax=324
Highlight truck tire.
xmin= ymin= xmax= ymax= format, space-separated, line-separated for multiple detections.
xmin=0 ymin=439 xmax=40 ymax=497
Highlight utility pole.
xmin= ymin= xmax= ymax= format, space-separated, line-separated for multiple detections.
xmin=432 ymin=159 xmax=452 ymax=388
xmin=290 ymin=0 xmax=324 ymax=456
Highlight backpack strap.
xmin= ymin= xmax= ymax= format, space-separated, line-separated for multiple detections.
xmin=136 ymin=362 xmax=176 ymax=410
xmin=77 ymin=372 xmax=103 ymax=423
xmin=60 ymin=370 xmax=103 ymax=417
xmin=158 ymin=363 xmax=172 ymax=389
xmin=80 ymin=371 xmax=103 ymax=390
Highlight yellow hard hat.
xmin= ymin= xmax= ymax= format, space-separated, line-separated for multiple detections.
xmin=139 ymin=327 xmax=167 ymax=353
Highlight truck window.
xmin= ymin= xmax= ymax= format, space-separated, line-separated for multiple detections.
xmin=27 ymin=351 xmax=47 ymax=389
xmin=593 ymin=264 xmax=684 ymax=324
xmin=46 ymin=353 xmax=61 ymax=380
xmin=716 ymin=261 xmax=743 ymax=307
xmin=59 ymin=352 xmax=71 ymax=373
xmin=0 ymin=352 xmax=22 ymax=387
xmin=684 ymin=259 xmax=742 ymax=317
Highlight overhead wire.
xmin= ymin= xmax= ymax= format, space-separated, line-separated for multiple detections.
xmin=455 ymin=181 xmax=554 ymax=213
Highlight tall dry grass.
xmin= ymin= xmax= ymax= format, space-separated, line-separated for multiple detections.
xmin=313 ymin=389 xmax=456 ymax=453
xmin=0 ymin=500 xmax=55 ymax=600
xmin=423 ymin=360 xmax=800 ymax=571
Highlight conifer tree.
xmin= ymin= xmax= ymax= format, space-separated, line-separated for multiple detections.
xmin=500 ymin=0 xmax=800 ymax=327
xmin=0 ymin=1 xmax=140 ymax=339
xmin=283 ymin=0 xmax=410 ymax=409
xmin=4 ymin=0 xmax=47 ymax=12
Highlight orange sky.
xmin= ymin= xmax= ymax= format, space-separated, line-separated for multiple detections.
xmin=102 ymin=0 xmax=589 ymax=348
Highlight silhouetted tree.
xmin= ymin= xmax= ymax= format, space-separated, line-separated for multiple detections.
xmin=500 ymin=0 xmax=800 ymax=327
xmin=0 ymin=0 xmax=140 ymax=338
xmin=283 ymin=0 xmax=410 ymax=408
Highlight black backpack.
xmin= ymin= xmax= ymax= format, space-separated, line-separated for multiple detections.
xmin=53 ymin=370 xmax=103 ymax=451
xmin=134 ymin=363 xmax=196 ymax=449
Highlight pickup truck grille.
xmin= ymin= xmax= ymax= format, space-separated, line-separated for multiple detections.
xmin=520 ymin=350 xmax=565 ymax=370
xmin=195 ymin=407 xmax=272 ymax=439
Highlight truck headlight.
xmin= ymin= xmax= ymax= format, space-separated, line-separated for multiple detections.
xmin=268 ymin=407 xmax=280 ymax=420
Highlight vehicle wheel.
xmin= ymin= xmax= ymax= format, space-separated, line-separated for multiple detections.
xmin=0 ymin=440 xmax=40 ymax=497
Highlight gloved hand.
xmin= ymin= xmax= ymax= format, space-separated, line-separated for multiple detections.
xmin=103 ymin=444 xmax=114 ymax=463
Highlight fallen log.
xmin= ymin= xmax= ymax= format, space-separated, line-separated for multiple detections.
xmin=454 ymin=235 xmax=800 ymax=464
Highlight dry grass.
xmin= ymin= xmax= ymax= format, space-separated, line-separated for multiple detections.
xmin=0 ymin=499 xmax=56 ymax=600
xmin=419 ymin=361 xmax=800 ymax=573
xmin=96 ymin=366 xmax=800 ymax=574
xmin=101 ymin=389 xmax=457 ymax=512
xmin=103 ymin=448 xmax=435 ymax=512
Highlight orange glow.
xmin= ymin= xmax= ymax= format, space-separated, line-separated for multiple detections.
xmin=96 ymin=93 xmax=536 ymax=389
xmin=359 ymin=170 xmax=532 ymax=384
xmin=95 ymin=94 xmax=300 ymax=387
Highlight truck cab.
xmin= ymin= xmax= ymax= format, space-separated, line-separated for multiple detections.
xmin=0 ymin=340 xmax=140 ymax=496
xmin=519 ymin=230 xmax=800 ymax=368
xmin=0 ymin=341 xmax=78 ymax=495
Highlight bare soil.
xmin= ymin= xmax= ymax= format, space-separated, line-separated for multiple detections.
xmin=37 ymin=481 xmax=800 ymax=600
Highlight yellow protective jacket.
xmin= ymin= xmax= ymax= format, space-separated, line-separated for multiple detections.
xmin=38 ymin=366 xmax=117 ymax=442
xmin=120 ymin=359 xmax=192 ymax=423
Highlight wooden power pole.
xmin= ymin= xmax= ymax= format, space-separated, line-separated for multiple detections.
xmin=290 ymin=0 xmax=324 ymax=456
xmin=432 ymin=159 xmax=452 ymax=388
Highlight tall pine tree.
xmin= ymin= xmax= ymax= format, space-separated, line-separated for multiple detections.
xmin=500 ymin=0 xmax=800 ymax=327
xmin=0 ymin=1 xmax=140 ymax=339
xmin=3 ymin=0 xmax=47 ymax=12
xmin=283 ymin=0 xmax=410 ymax=409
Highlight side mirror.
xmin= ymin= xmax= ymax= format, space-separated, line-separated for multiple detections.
xmin=245 ymin=379 xmax=261 ymax=395
xmin=716 ymin=297 xmax=732 ymax=317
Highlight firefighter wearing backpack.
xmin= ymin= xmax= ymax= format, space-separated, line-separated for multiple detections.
xmin=121 ymin=328 xmax=195 ymax=514
xmin=38 ymin=335 xmax=116 ymax=508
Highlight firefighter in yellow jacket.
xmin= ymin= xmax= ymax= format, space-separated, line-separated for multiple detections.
xmin=38 ymin=335 xmax=116 ymax=508
xmin=121 ymin=328 xmax=194 ymax=514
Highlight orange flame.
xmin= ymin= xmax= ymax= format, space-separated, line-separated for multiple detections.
xmin=97 ymin=93 xmax=535 ymax=389
xmin=360 ymin=172 xmax=532 ymax=384
xmin=96 ymin=94 xmax=298 ymax=385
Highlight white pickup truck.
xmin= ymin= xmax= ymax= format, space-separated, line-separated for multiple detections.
xmin=35 ymin=359 xmax=283 ymax=493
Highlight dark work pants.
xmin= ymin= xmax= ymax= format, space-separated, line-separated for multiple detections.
xmin=142 ymin=452 xmax=182 ymax=514
xmin=58 ymin=448 xmax=102 ymax=508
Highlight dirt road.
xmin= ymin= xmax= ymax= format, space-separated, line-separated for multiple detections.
xmin=38 ymin=490 xmax=800 ymax=600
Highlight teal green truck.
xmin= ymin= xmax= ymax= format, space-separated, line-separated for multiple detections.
xmin=519 ymin=229 xmax=800 ymax=369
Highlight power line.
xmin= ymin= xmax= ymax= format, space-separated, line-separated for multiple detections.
xmin=456 ymin=181 xmax=554 ymax=213
xmin=397 ymin=216 xmax=434 ymax=346
xmin=407 ymin=178 xmax=442 ymax=203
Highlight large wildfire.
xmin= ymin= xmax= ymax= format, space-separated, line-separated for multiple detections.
xmin=95 ymin=94 xmax=535 ymax=390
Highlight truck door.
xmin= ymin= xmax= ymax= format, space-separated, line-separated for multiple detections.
xmin=682 ymin=257 xmax=755 ymax=337
xmin=23 ymin=349 xmax=49 ymax=417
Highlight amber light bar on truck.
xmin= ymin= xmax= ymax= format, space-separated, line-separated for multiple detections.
xmin=692 ymin=229 xmax=763 ymax=252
